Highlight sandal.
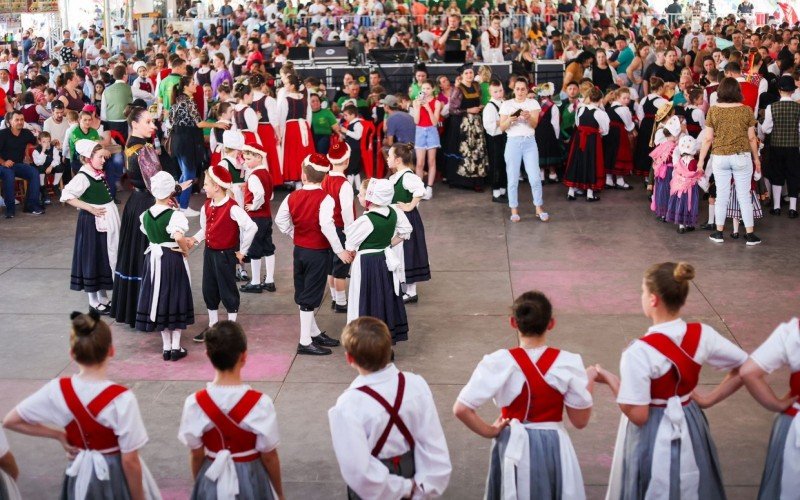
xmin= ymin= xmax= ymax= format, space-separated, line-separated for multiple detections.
xmin=536 ymin=212 xmax=550 ymax=222
xmin=509 ymin=214 xmax=521 ymax=222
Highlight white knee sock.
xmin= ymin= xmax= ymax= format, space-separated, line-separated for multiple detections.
xmin=228 ymin=312 xmax=237 ymax=322
xmin=160 ymin=330 xmax=171 ymax=350
xmin=707 ymin=204 xmax=715 ymax=225
xmin=265 ymin=255 xmax=275 ymax=283
xmin=54 ymin=172 xmax=63 ymax=185
xmin=208 ymin=309 xmax=219 ymax=327
xmin=171 ymin=330 xmax=182 ymax=350
xmin=336 ymin=289 xmax=347 ymax=306
xmin=250 ymin=258 xmax=262 ymax=285
xmin=616 ymin=177 xmax=627 ymax=187
xmin=405 ymin=283 xmax=417 ymax=297
xmin=606 ymin=174 xmax=614 ymax=185
xmin=87 ymin=292 xmax=99 ymax=308
xmin=492 ymin=189 xmax=503 ymax=197
xmin=791 ymin=197 xmax=798 ymax=211
xmin=299 ymin=309 xmax=313 ymax=346
xmin=97 ymin=290 xmax=109 ymax=304
xmin=329 ymin=286 xmax=336 ymax=300
xmin=540 ymin=169 xmax=545 ymax=181
xmin=568 ymin=187 xmax=576 ymax=196
xmin=587 ymin=189 xmax=594 ymax=198
xmin=311 ymin=314 xmax=322 ymax=337
xmin=773 ymin=185 xmax=782 ymax=209
xmin=39 ymin=174 xmax=45 ymax=185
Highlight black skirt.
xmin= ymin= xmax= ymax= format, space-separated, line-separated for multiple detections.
xmin=404 ymin=208 xmax=431 ymax=284
xmin=111 ymin=190 xmax=154 ymax=327
xmin=247 ymin=217 xmax=276 ymax=259
xmin=135 ymin=249 xmax=195 ymax=332
xmin=70 ymin=210 xmax=113 ymax=292
xmin=358 ymin=253 xmax=409 ymax=343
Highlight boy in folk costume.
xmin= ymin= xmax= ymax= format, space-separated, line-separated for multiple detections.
xmin=482 ymin=79 xmax=508 ymax=203
xmin=134 ymin=171 xmax=195 ymax=361
xmin=239 ymin=136 xmax=277 ymax=294
xmin=191 ymin=164 xmax=258 ymax=343
xmin=388 ymin=143 xmax=430 ymax=304
xmin=329 ymin=317 xmax=452 ymax=499
xmin=534 ymin=82 xmax=563 ymax=184
xmin=60 ymin=139 xmax=121 ymax=315
xmin=603 ymin=87 xmax=636 ymax=190
xmin=454 ymin=291 xmax=595 ymax=500
xmin=178 ymin=321 xmax=284 ymax=500
xmin=594 ymin=262 xmax=747 ymax=500
xmin=218 ymin=129 xmax=249 ymax=282
xmin=741 ymin=318 xmax=800 ymax=500
xmin=760 ymin=75 xmax=800 ymax=219
xmin=339 ymin=104 xmax=364 ymax=190
xmin=346 ymin=178 xmax=413 ymax=343
xmin=275 ymin=153 xmax=354 ymax=356
xmin=323 ymin=142 xmax=357 ymax=313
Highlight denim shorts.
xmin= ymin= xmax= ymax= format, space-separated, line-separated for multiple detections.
xmin=414 ymin=126 xmax=441 ymax=150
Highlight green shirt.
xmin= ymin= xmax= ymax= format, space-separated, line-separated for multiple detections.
xmin=69 ymin=127 xmax=101 ymax=161
xmin=312 ymin=108 xmax=338 ymax=136
xmin=158 ymin=74 xmax=181 ymax=111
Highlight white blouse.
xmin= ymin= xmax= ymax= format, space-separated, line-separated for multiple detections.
xmin=751 ymin=318 xmax=800 ymax=374
xmin=388 ymin=168 xmax=426 ymax=198
xmin=344 ymin=206 xmax=412 ymax=252
xmin=139 ymin=204 xmax=190 ymax=238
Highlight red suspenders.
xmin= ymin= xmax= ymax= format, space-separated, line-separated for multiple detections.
xmin=503 ymin=347 xmax=564 ymax=423
xmin=356 ymin=372 xmax=415 ymax=457
xmin=640 ymin=323 xmax=703 ymax=404
xmin=60 ymin=378 xmax=128 ymax=452
xmin=196 ymin=389 xmax=262 ymax=462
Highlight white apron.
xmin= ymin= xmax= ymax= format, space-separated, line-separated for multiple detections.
xmin=92 ymin=201 xmax=121 ymax=274
xmin=143 ymin=242 xmax=190 ymax=322
xmin=0 ymin=469 xmax=21 ymax=500
xmin=66 ymin=450 xmax=162 ymax=500
xmin=346 ymin=247 xmax=405 ymax=325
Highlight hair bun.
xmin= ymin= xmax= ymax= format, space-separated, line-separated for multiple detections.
xmin=71 ymin=311 xmax=97 ymax=337
xmin=70 ymin=311 xmax=82 ymax=320
xmin=673 ymin=262 xmax=696 ymax=283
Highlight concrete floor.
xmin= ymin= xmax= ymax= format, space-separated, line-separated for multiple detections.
xmin=1 ymin=180 xmax=798 ymax=500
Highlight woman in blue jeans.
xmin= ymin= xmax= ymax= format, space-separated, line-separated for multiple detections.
xmin=698 ymin=77 xmax=762 ymax=245
xmin=168 ymin=75 xmax=229 ymax=215
xmin=498 ymin=78 xmax=550 ymax=222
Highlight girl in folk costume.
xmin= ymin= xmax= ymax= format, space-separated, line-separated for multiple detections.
xmin=345 ymin=179 xmax=413 ymax=343
xmin=131 ymin=62 xmax=155 ymax=105
xmin=134 ymin=171 xmax=195 ymax=362
xmin=178 ymin=321 xmax=284 ymax=500
xmin=194 ymin=54 xmax=214 ymax=89
xmin=666 ymin=136 xmax=704 ymax=233
xmin=277 ymin=73 xmax=315 ymax=189
xmin=208 ymin=101 xmax=234 ymax=172
xmin=0 ymin=428 xmax=21 ymax=500
xmin=61 ymin=140 xmax=121 ymax=315
xmin=634 ymin=77 xmax=669 ymax=182
xmin=603 ymin=87 xmax=636 ymax=190
xmin=229 ymin=46 xmax=247 ymax=80
xmin=741 ymin=318 xmax=800 ymax=500
xmin=594 ymin=262 xmax=747 ymax=500
xmin=249 ymin=73 xmax=283 ymax=189
xmin=649 ymin=108 xmax=682 ymax=221
xmin=454 ymin=291 xmax=595 ymax=500
xmin=443 ymin=63 xmax=488 ymax=191
xmin=726 ymin=173 xmax=764 ymax=239
xmin=388 ymin=143 xmax=431 ymax=305
xmin=684 ymin=87 xmax=706 ymax=139
xmin=3 ymin=312 xmax=161 ymax=500
xmin=232 ymin=82 xmax=261 ymax=144
xmin=535 ymin=82 xmax=563 ymax=184
xmin=239 ymin=137 xmax=277 ymax=294
xmin=481 ymin=14 xmax=505 ymax=63
xmin=564 ymin=87 xmax=610 ymax=202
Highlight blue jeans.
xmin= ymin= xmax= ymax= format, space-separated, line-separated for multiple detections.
xmin=105 ymin=153 xmax=124 ymax=200
xmin=505 ymin=135 xmax=543 ymax=208
xmin=175 ymin=153 xmax=195 ymax=209
xmin=1 ymin=162 xmax=42 ymax=215
xmin=712 ymin=153 xmax=755 ymax=228
xmin=314 ymin=134 xmax=331 ymax=155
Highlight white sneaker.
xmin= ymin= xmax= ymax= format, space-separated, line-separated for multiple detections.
xmin=181 ymin=207 xmax=200 ymax=217
xmin=14 ymin=199 xmax=20 ymax=205
xmin=423 ymin=186 xmax=433 ymax=200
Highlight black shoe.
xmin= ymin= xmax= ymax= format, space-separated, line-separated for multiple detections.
xmin=331 ymin=300 xmax=336 ymax=310
xmin=403 ymin=293 xmax=419 ymax=304
xmin=730 ymin=232 xmax=740 ymax=239
xmin=312 ymin=331 xmax=340 ymax=347
xmin=261 ymin=282 xmax=277 ymax=292
xmin=163 ymin=350 xmax=171 ymax=361
xmin=92 ymin=303 xmax=111 ymax=316
xmin=678 ymin=226 xmax=687 ymax=234
xmin=24 ymin=209 xmax=44 ymax=215
xmin=170 ymin=347 xmax=188 ymax=361
xmin=4 ymin=213 xmax=14 ymax=219
xmin=685 ymin=226 xmax=695 ymax=232
xmin=586 ymin=196 xmax=600 ymax=202
xmin=193 ymin=329 xmax=208 ymax=343
xmin=744 ymin=233 xmax=762 ymax=246
xmin=567 ymin=194 xmax=576 ymax=201
xmin=617 ymin=184 xmax=633 ymax=190
xmin=709 ymin=231 xmax=724 ymax=243
xmin=770 ymin=208 xmax=782 ymax=216
xmin=297 ymin=342 xmax=332 ymax=355
xmin=789 ymin=210 xmax=799 ymax=219
xmin=240 ymin=283 xmax=263 ymax=294
xmin=492 ymin=194 xmax=508 ymax=203
xmin=605 ymin=183 xmax=616 ymax=190
xmin=699 ymin=223 xmax=715 ymax=230
xmin=333 ymin=303 xmax=348 ymax=313
xmin=239 ymin=270 xmax=249 ymax=282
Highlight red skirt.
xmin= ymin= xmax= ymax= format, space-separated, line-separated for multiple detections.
xmin=257 ymin=123 xmax=283 ymax=187
xmin=564 ymin=126 xmax=605 ymax=190
xmin=282 ymin=119 xmax=315 ymax=182
xmin=605 ymin=121 xmax=634 ymax=176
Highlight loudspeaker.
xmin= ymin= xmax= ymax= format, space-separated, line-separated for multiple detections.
xmin=534 ymin=60 xmax=565 ymax=92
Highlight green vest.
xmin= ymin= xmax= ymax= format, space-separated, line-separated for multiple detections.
xmin=103 ymin=82 xmax=133 ymax=122
xmin=142 ymin=209 xmax=175 ymax=244
xmin=78 ymin=172 xmax=112 ymax=205
xmin=360 ymin=209 xmax=398 ymax=250
xmin=222 ymin=157 xmax=243 ymax=184
xmin=392 ymin=171 xmax=414 ymax=204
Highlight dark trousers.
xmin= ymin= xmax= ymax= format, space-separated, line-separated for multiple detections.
xmin=1 ymin=162 xmax=43 ymax=215
xmin=485 ymin=133 xmax=508 ymax=190
xmin=293 ymin=246 xmax=331 ymax=310
xmin=330 ymin=228 xmax=350 ymax=279
xmin=767 ymin=146 xmax=800 ymax=197
xmin=314 ymin=133 xmax=331 ymax=155
xmin=202 ymin=248 xmax=240 ymax=312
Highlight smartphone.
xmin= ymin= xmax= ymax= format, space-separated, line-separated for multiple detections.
xmin=511 ymin=108 xmax=523 ymax=117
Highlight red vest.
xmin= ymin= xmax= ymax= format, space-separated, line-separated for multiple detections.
xmin=196 ymin=389 xmax=262 ymax=463
xmin=356 ymin=373 xmax=415 ymax=457
xmin=739 ymin=80 xmax=759 ymax=112
xmin=501 ymin=347 xmax=564 ymax=423
xmin=287 ymin=188 xmax=331 ymax=250
xmin=787 ymin=370 xmax=800 ymax=417
xmin=321 ymin=173 xmax=349 ymax=228
xmin=640 ymin=323 xmax=702 ymax=406
xmin=204 ymin=198 xmax=240 ymax=250
xmin=244 ymin=167 xmax=272 ymax=219
xmin=60 ymin=378 xmax=128 ymax=452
